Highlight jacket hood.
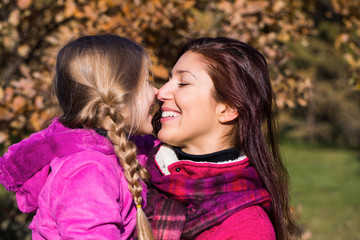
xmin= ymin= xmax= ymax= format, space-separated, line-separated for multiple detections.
xmin=0 ymin=118 xmax=114 ymax=212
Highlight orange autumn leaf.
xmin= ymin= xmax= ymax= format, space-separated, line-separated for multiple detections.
xmin=8 ymin=9 xmax=20 ymax=26
xmin=16 ymin=0 xmax=32 ymax=9
xmin=0 ymin=132 xmax=9 ymax=144
xmin=4 ymin=87 xmax=15 ymax=104
xmin=64 ymin=0 xmax=77 ymax=18
xmin=30 ymin=112 xmax=42 ymax=131
xmin=11 ymin=96 xmax=27 ymax=113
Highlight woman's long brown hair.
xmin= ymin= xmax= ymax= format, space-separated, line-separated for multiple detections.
xmin=176 ymin=37 xmax=300 ymax=240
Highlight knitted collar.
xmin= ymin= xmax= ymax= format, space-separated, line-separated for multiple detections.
xmin=155 ymin=144 xmax=247 ymax=175
xmin=145 ymin=144 xmax=272 ymax=240
xmin=173 ymin=146 xmax=240 ymax=163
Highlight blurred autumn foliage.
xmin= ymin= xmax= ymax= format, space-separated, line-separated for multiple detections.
xmin=0 ymin=0 xmax=359 ymax=151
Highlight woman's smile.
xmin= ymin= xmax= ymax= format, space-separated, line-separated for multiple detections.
xmin=160 ymin=107 xmax=181 ymax=122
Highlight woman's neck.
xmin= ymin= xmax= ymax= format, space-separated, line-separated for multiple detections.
xmin=179 ymin=139 xmax=236 ymax=155
xmin=173 ymin=147 xmax=240 ymax=163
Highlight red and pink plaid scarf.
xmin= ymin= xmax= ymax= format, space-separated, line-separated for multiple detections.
xmin=145 ymin=145 xmax=272 ymax=240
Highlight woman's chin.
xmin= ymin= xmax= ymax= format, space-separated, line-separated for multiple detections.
xmin=157 ymin=130 xmax=179 ymax=146
xmin=157 ymin=129 xmax=170 ymax=143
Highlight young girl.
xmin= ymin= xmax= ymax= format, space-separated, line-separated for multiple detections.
xmin=145 ymin=37 xmax=300 ymax=239
xmin=0 ymin=34 xmax=157 ymax=239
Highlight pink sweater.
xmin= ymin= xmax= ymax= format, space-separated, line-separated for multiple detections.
xmin=196 ymin=206 xmax=275 ymax=239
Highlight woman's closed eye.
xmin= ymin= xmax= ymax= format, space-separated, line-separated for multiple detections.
xmin=178 ymin=82 xmax=189 ymax=87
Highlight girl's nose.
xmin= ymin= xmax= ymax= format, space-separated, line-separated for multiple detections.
xmin=153 ymin=86 xmax=159 ymax=97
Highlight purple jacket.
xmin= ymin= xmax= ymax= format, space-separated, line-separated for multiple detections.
xmin=0 ymin=118 xmax=158 ymax=239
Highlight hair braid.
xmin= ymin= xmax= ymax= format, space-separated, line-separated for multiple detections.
xmin=54 ymin=34 xmax=155 ymax=239
xmin=97 ymin=103 xmax=154 ymax=240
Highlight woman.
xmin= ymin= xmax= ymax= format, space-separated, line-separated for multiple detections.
xmin=0 ymin=34 xmax=157 ymax=239
xmin=145 ymin=37 xmax=300 ymax=240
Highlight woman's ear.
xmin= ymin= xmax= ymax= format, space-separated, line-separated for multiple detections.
xmin=217 ymin=103 xmax=238 ymax=123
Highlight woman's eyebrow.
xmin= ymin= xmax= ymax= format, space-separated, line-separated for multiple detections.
xmin=169 ymin=70 xmax=198 ymax=80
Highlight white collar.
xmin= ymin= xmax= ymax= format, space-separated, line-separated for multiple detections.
xmin=155 ymin=144 xmax=247 ymax=175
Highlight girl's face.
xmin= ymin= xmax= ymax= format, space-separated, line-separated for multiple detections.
xmin=134 ymin=67 xmax=158 ymax=135
xmin=157 ymin=51 xmax=230 ymax=154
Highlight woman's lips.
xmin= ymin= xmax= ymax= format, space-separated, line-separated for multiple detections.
xmin=160 ymin=107 xmax=181 ymax=122
xmin=161 ymin=111 xmax=181 ymax=118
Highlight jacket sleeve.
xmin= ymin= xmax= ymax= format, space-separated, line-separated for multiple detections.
xmin=0 ymin=129 xmax=52 ymax=192
xmin=49 ymin=162 xmax=125 ymax=240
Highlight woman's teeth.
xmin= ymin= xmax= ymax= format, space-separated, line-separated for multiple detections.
xmin=162 ymin=111 xmax=180 ymax=118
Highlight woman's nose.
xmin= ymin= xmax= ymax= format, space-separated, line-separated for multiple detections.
xmin=157 ymin=82 xmax=172 ymax=101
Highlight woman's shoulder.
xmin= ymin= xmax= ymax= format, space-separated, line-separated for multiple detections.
xmin=131 ymin=134 xmax=160 ymax=154
xmin=196 ymin=205 xmax=275 ymax=240
xmin=131 ymin=134 xmax=160 ymax=166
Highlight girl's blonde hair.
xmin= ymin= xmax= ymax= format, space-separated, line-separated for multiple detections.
xmin=52 ymin=34 xmax=155 ymax=240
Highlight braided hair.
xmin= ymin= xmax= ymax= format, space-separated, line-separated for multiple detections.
xmin=52 ymin=34 xmax=154 ymax=240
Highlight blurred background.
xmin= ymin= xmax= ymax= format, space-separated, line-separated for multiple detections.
xmin=0 ymin=0 xmax=359 ymax=239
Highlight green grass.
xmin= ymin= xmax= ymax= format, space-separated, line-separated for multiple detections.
xmin=282 ymin=140 xmax=360 ymax=240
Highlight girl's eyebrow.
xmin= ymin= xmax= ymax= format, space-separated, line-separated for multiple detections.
xmin=169 ymin=70 xmax=198 ymax=80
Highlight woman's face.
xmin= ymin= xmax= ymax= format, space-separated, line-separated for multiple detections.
xmin=157 ymin=51 xmax=228 ymax=154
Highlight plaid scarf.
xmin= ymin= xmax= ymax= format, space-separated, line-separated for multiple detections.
xmin=145 ymin=145 xmax=272 ymax=240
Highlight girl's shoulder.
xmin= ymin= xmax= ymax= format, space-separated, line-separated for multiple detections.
xmin=16 ymin=148 xmax=122 ymax=214
xmin=50 ymin=149 xmax=121 ymax=182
